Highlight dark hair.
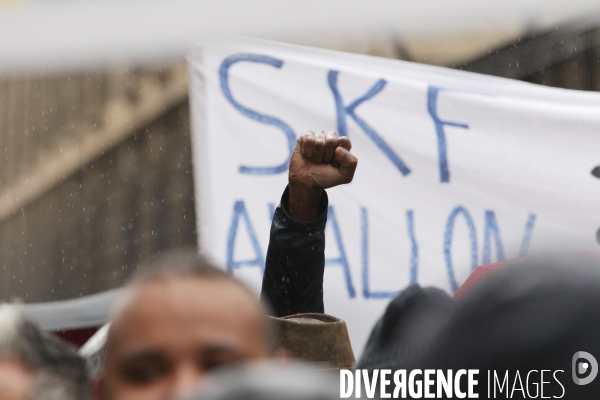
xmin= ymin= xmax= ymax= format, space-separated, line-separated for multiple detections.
xmin=130 ymin=248 xmax=237 ymax=285
xmin=0 ymin=304 xmax=90 ymax=400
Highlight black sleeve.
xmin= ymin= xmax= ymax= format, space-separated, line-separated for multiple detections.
xmin=260 ymin=185 xmax=328 ymax=317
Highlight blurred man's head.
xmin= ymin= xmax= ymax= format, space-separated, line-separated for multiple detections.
xmin=100 ymin=250 xmax=272 ymax=400
xmin=418 ymin=253 xmax=600 ymax=398
xmin=0 ymin=359 xmax=32 ymax=400
xmin=0 ymin=304 xmax=90 ymax=400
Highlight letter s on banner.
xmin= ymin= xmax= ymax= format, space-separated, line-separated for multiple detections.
xmin=219 ymin=53 xmax=296 ymax=175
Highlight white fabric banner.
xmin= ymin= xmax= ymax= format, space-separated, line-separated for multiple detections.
xmin=188 ymin=37 xmax=600 ymax=355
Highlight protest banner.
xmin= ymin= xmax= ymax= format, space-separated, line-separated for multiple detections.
xmin=188 ymin=37 xmax=600 ymax=354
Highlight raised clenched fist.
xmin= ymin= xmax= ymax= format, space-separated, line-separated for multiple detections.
xmin=289 ymin=130 xmax=358 ymax=191
xmin=287 ymin=130 xmax=358 ymax=221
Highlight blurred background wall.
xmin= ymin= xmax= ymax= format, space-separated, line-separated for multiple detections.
xmin=0 ymin=65 xmax=196 ymax=301
xmin=1 ymin=1 xmax=600 ymax=302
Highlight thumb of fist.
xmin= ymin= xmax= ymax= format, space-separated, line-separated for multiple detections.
xmin=334 ymin=147 xmax=358 ymax=183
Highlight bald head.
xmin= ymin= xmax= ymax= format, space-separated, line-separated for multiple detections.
xmin=100 ymin=251 xmax=271 ymax=400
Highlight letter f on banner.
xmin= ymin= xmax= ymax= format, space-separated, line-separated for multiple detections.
xmin=328 ymin=71 xmax=411 ymax=176
xmin=427 ymin=86 xmax=469 ymax=183
xmin=428 ymin=86 xmax=493 ymax=183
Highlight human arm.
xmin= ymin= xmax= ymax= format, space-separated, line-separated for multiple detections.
xmin=260 ymin=130 xmax=358 ymax=317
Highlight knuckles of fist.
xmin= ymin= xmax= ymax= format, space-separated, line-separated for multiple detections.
xmin=297 ymin=129 xmax=356 ymax=167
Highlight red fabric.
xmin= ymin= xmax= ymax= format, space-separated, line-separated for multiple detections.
xmin=454 ymin=252 xmax=600 ymax=300
xmin=53 ymin=327 xmax=99 ymax=348
xmin=453 ymin=260 xmax=514 ymax=300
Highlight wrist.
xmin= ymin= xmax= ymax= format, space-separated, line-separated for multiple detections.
xmin=287 ymin=183 xmax=323 ymax=222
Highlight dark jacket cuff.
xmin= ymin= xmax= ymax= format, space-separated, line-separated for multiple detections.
xmin=277 ymin=185 xmax=328 ymax=233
